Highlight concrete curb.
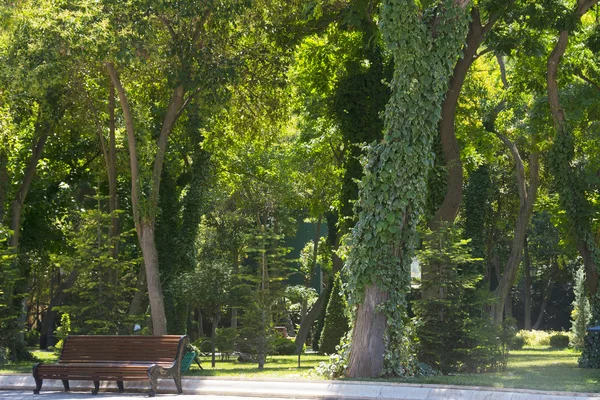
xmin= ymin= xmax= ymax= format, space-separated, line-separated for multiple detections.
xmin=1 ymin=374 xmax=599 ymax=399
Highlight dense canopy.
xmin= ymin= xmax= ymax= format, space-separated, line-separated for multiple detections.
xmin=1 ymin=0 xmax=600 ymax=378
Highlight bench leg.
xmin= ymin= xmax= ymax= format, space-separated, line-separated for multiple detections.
xmin=92 ymin=381 xmax=100 ymax=395
xmin=148 ymin=367 xmax=158 ymax=397
xmin=62 ymin=380 xmax=70 ymax=391
xmin=117 ymin=381 xmax=124 ymax=393
xmin=174 ymin=374 xmax=183 ymax=395
xmin=33 ymin=377 xmax=42 ymax=394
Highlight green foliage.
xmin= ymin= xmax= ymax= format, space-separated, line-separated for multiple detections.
xmin=237 ymin=298 xmax=275 ymax=361
xmin=579 ymin=312 xmax=600 ymax=368
xmin=192 ymin=337 xmax=213 ymax=354
xmin=53 ymin=313 xmax=71 ymax=354
xmin=570 ymin=266 xmax=591 ymax=350
xmin=319 ymin=273 xmax=349 ymax=355
xmin=314 ymin=332 xmax=352 ymax=378
xmin=511 ymin=336 xmax=526 ymax=350
xmin=550 ymin=333 xmax=570 ymax=349
xmin=463 ymin=164 xmax=492 ymax=267
xmin=173 ymin=259 xmax=232 ymax=323
xmin=272 ymin=336 xmax=299 ymax=355
xmin=54 ymin=203 xmax=138 ymax=335
xmin=215 ymin=328 xmax=238 ymax=354
xmin=414 ymin=224 xmax=506 ymax=374
xmin=0 ymin=225 xmax=18 ymax=361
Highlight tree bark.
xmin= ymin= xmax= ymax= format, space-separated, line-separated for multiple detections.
xmin=106 ymin=62 xmax=185 ymax=335
xmin=108 ymin=81 xmax=119 ymax=261
xmin=523 ymin=236 xmax=532 ymax=330
xmin=129 ymin=264 xmax=147 ymax=316
xmin=294 ymin=253 xmax=342 ymax=352
xmin=139 ymin=222 xmax=168 ymax=335
xmin=427 ymin=8 xmax=482 ymax=230
xmin=10 ymin=132 xmax=48 ymax=249
xmin=533 ymin=279 xmax=552 ymax=330
xmin=346 ymin=284 xmax=388 ymax=378
xmin=490 ymin=136 xmax=539 ymax=325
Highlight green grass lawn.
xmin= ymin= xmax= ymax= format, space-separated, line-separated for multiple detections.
xmin=387 ymin=347 xmax=600 ymax=393
xmin=186 ymin=354 xmax=328 ymax=378
xmin=3 ymin=347 xmax=600 ymax=393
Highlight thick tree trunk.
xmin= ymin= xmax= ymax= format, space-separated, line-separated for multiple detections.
xmin=523 ymin=236 xmax=532 ymax=330
xmin=346 ymin=284 xmax=388 ymax=378
xmin=139 ymin=223 xmax=168 ymax=335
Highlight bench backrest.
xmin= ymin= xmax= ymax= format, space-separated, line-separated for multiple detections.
xmin=59 ymin=335 xmax=186 ymax=364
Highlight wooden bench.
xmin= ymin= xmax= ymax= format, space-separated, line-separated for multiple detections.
xmin=32 ymin=335 xmax=188 ymax=397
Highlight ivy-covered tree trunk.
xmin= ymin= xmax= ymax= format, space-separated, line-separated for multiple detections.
xmin=345 ymin=0 xmax=470 ymax=378
xmin=545 ymin=0 xmax=600 ymax=366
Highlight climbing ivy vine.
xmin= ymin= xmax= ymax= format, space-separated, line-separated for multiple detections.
xmin=345 ymin=0 xmax=471 ymax=376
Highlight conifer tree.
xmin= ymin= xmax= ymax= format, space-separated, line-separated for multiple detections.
xmin=319 ymin=273 xmax=349 ymax=355
xmin=571 ymin=267 xmax=591 ymax=350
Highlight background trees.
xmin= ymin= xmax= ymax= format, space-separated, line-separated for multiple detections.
xmin=1 ymin=0 xmax=600 ymax=381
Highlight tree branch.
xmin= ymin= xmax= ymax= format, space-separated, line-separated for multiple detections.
xmin=149 ymin=85 xmax=185 ymax=213
xmin=576 ymin=71 xmax=600 ymax=91
xmin=105 ymin=62 xmax=143 ymax=229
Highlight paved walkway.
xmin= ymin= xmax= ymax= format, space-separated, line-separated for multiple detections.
xmin=1 ymin=374 xmax=599 ymax=400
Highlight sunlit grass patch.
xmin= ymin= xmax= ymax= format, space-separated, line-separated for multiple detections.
xmin=388 ymin=347 xmax=600 ymax=393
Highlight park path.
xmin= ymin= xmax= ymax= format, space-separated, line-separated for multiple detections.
xmin=1 ymin=374 xmax=599 ymax=399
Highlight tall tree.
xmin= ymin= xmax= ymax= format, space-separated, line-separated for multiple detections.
xmin=345 ymin=0 xmax=470 ymax=378
xmin=103 ymin=1 xmax=242 ymax=334
xmin=544 ymin=0 xmax=600 ymax=365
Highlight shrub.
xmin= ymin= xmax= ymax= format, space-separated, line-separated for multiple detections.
xmin=319 ymin=273 xmax=349 ymax=355
xmin=25 ymin=330 xmax=40 ymax=347
xmin=192 ymin=337 xmax=213 ymax=353
xmin=272 ymin=336 xmax=300 ymax=355
xmin=511 ymin=336 xmax=525 ymax=350
xmin=550 ymin=334 xmax=570 ymax=349
xmin=215 ymin=328 xmax=238 ymax=354
xmin=517 ymin=330 xmax=552 ymax=347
